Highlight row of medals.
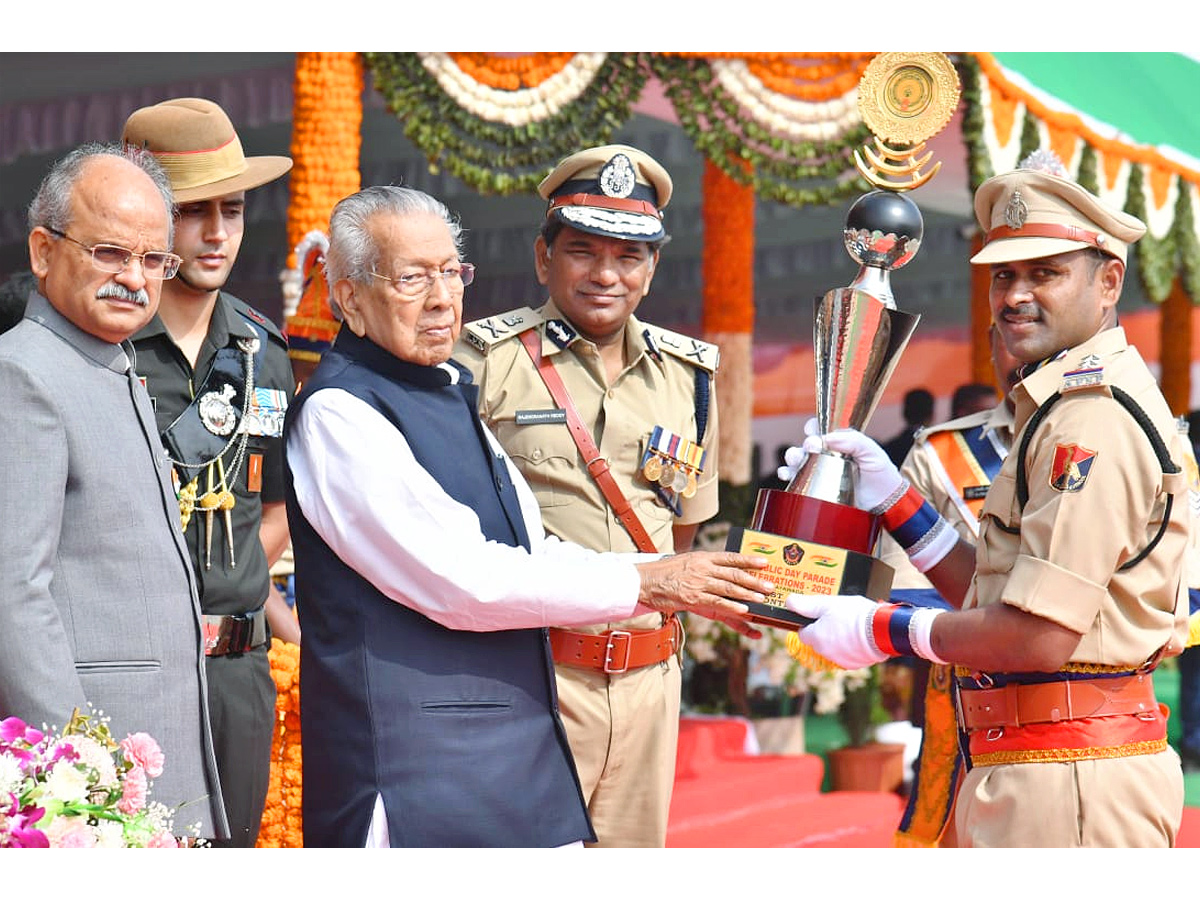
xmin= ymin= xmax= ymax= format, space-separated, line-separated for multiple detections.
xmin=642 ymin=426 xmax=704 ymax=500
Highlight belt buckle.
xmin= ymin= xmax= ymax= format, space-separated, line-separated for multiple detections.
xmin=604 ymin=630 xmax=633 ymax=674
xmin=228 ymin=613 xmax=251 ymax=653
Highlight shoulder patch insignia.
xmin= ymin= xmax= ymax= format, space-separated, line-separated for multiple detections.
xmin=462 ymin=306 xmax=543 ymax=354
xmin=1050 ymin=443 xmax=1097 ymax=493
xmin=643 ymin=324 xmax=719 ymax=373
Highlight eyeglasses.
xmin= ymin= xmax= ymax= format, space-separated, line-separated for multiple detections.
xmin=45 ymin=227 xmax=182 ymax=280
xmin=368 ymin=263 xmax=476 ymax=299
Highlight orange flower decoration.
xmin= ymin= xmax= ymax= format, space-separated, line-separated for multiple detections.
xmin=701 ymin=157 xmax=755 ymax=335
xmin=447 ymin=52 xmax=576 ymax=90
xmin=256 ymin=637 xmax=302 ymax=847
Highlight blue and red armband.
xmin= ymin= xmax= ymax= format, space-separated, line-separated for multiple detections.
xmin=875 ymin=480 xmax=958 ymax=573
xmin=869 ymin=602 xmax=947 ymax=663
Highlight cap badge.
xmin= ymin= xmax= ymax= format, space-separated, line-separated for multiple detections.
xmin=1004 ymin=190 xmax=1028 ymax=230
xmin=599 ymin=154 xmax=637 ymax=199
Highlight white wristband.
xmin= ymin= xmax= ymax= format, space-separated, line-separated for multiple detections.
xmin=908 ymin=607 xmax=949 ymax=665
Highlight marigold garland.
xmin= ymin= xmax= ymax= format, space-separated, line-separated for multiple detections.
xmin=448 ymin=52 xmax=576 ymax=90
xmin=283 ymin=52 xmax=362 ymax=358
xmin=365 ymin=52 xmax=647 ymax=195
xmin=702 ymin=158 xmax=755 ymax=335
xmin=745 ymin=55 xmax=874 ymax=102
xmin=256 ymin=637 xmax=302 ymax=848
xmin=649 ymin=54 xmax=871 ymax=208
xmin=286 ymin=51 xmax=362 ymax=257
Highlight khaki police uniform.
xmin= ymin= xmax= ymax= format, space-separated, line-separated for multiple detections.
xmin=955 ymin=327 xmax=1188 ymax=846
xmin=455 ymin=299 xmax=718 ymax=847
xmin=880 ymin=402 xmax=1013 ymax=847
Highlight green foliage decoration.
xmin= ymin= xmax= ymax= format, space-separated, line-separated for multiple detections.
xmin=363 ymin=52 xmax=648 ymax=196
xmin=647 ymin=54 xmax=871 ymax=208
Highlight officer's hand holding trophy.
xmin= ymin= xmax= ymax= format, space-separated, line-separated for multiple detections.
xmin=726 ymin=53 xmax=963 ymax=669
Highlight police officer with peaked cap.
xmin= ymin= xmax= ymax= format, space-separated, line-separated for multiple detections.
xmin=454 ymin=144 xmax=723 ymax=847
xmin=786 ymin=152 xmax=1191 ymax=847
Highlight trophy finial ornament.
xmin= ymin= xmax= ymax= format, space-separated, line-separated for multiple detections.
xmin=853 ymin=52 xmax=961 ymax=192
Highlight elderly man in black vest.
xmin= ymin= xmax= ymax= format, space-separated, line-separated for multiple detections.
xmin=283 ymin=185 xmax=772 ymax=848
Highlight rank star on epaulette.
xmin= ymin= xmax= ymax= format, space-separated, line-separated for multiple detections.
xmin=1061 ymin=366 xmax=1104 ymax=393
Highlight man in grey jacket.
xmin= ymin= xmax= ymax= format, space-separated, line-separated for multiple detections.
xmin=0 ymin=143 xmax=227 ymax=840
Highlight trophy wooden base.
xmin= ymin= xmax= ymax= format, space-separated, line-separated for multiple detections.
xmin=751 ymin=488 xmax=881 ymax=555
xmin=726 ymin=489 xmax=894 ymax=632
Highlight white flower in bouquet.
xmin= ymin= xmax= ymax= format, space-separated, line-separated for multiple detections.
xmin=43 ymin=758 xmax=91 ymax=804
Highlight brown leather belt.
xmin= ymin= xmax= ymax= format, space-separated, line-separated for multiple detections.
xmin=202 ymin=607 xmax=268 ymax=657
xmin=957 ymin=673 xmax=1157 ymax=731
xmin=549 ymin=615 xmax=680 ymax=674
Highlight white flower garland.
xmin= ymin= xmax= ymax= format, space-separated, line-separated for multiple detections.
xmin=418 ymin=52 xmax=608 ymax=127
xmin=711 ymin=59 xmax=861 ymax=143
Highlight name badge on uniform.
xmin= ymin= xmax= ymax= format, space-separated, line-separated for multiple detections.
xmin=515 ymin=408 xmax=567 ymax=425
xmin=1061 ymin=366 xmax=1104 ymax=393
xmin=963 ymin=485 xmax=989 ymax=501
xmin=240 ymin=388 xmax=288 ymax=437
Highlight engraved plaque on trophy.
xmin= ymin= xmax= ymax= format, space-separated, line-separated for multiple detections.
xmin=730 ymin=53 xmax=962 ymax=631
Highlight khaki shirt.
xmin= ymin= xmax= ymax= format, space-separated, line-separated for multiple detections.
xmin=966 ymin=327 xmax=1190 ymax=667
xmin=454 ymin=299 xmax=719 ymax=634
xmin=880 ymin=403 xmax=1014 ymax=592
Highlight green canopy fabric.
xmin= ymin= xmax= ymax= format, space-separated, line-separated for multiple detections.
xmin=991 ymin=52 xmax=1200 ymax=179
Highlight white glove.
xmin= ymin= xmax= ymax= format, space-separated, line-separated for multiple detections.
xmin=776 ymin=417 xmax=821 ymax=482
xmin=787 ymin=593 xmax=948 ymax=666
xmin=802 ymin=428 xmax=904 ymax=512
xmin=786 ymin=594 xmax=888 ymax=670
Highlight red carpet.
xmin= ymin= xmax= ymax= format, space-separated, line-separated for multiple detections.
xmin=667 ymin=717 xmax=903 ymax=848
xmin=668 ymin=717 xmax=1200 ymax=848
xmin=1179 ymin=807 xmax=1200 ymax=848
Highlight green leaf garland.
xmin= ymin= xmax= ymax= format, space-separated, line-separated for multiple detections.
xmin=364 ymin=52 xmax=647 ymax=195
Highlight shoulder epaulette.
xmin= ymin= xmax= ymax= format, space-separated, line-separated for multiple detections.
xmin=914 ymin=407 xmax=995 ymax=442
xmin=226 ymin=293 xmax=287 ymax=348
xmin=461 ymin=306 xmax=543 ymax=355
xmin=641 ymin=323 xmax=719 ymax=374
xmin=1059 ymin=353 xmax=1109 ymax=394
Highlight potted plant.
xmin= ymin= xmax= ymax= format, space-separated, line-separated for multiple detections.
xmin=794 ymin=644 xmax=907 ymax=793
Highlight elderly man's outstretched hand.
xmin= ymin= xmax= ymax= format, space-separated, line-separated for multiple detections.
xmin=636 ymin=552 xmax=773 ymax=638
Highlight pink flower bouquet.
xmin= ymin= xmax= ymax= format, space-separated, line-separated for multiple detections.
xmin=0 ymin=708 xmax=188 ymax=848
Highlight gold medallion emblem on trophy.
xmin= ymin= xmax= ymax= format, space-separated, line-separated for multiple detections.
xmin=728 ymin=53 xmax=962 ymax=630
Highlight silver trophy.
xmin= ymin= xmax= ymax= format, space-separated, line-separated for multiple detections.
xmin=785 ymin=190 xmax=923 ymax=508
xmin=730 ymin=52 xmax=961 ymax=630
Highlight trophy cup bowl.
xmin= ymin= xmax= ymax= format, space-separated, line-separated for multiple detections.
xmin=729 ymin=191 xmax=924 ymax=630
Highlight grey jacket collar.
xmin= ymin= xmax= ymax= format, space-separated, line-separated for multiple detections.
xmin=23 ymin=291 xmax=134 ymax=374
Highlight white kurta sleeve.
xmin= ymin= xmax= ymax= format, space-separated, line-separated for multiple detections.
xmin=287 ymin=388 xmax=642 ymax=631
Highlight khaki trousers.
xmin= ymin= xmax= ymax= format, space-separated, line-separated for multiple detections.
xmin=554 ymin=655 xmax=681 ymax=847
xmin=955 ymin=748 xmax=1184 ymax=847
